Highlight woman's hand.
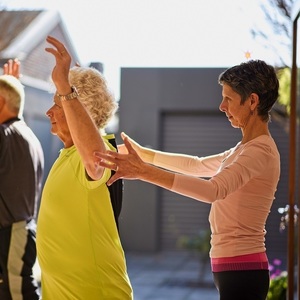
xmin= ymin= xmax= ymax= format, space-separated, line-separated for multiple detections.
xmin=117 ymin=132 xmax=155 ymax=164
xmin=117 ymin=132 xmax=142 ymax=154
xmin=45 ymin=36 xmax=72 ymax=95
xmin=94 ymin=133 xmax=146 ymax=185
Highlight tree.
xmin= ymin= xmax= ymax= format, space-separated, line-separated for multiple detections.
xmin=251 ymin=0 xmax=294 ymax=68
xmin=251 ymin=1 xmax=296 ymax=116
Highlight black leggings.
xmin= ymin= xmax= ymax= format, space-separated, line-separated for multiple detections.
xmin=213 ymin=270 xmax=270 ymax=300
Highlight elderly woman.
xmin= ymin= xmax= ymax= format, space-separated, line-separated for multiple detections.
xmin=95 ymin=59 xmax=280 ymax=300
xmin=36 ymin=36 xmax=133 ymax=299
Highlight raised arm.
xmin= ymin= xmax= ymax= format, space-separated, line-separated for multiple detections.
xmin=45 ymin=36 xmax=107 ymax=180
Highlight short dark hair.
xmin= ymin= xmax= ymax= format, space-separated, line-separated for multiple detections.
xmin=218 ymin=60 xmax=279 ymax=122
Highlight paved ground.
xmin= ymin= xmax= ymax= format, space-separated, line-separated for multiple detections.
xmin=34 ymin=250 xmax=298 ymax=299
xmin=125 ymin=251 xmax=219 ymax=300
xmin=34 ymin=250 xmax=219 ymax=299
xmin=126 ymin=252 xmax=300 ymax=300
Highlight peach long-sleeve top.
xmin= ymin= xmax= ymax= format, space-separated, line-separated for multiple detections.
xmin=153 ymin=135 xmax=280 ymax=258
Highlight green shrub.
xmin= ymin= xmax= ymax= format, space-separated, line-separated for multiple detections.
xmin=267 ymin=259 xmax=287 ymax=300
xmin=267 ymin=271 xmax=287 ymax=300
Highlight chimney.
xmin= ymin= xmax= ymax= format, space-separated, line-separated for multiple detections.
xmin=89 ymin=62 xmax=104 ymax=73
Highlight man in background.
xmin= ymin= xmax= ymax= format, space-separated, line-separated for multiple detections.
xmin=0 ymin=59 xmax=44 ymax=300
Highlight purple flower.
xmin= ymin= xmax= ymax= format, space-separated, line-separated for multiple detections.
xmin=273 ymin=259 xmax=282 ymax=266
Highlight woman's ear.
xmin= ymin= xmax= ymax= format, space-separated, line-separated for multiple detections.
xmin=250 ymin=93 xmax=259 ymax=110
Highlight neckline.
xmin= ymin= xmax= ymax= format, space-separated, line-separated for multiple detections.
xmin=241 ymin=134 xmax=271 ymax=145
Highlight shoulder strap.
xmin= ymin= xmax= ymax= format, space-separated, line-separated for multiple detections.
xmin=107 ymin=136 xmax=123 ymax=230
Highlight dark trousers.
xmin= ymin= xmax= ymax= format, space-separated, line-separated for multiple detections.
xmin=0 ymin=220 xmax=40 ymax=300
xmin=213 ymin=269 xmax=270 ymax=300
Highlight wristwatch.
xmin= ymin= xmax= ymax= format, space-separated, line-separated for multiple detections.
xmin=57 ymin=86 xmax=79 ymax=101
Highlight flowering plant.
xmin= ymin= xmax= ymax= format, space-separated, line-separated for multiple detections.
xmin=267 ymin=259 xmax=287 ymax=300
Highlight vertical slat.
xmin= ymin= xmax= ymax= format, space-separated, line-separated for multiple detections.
xmin=288 ymin=14 xmax=298 ymax=300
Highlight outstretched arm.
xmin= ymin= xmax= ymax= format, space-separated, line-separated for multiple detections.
xmin=118 ymin=132 xmax=224 ymax=177
xmin=94 ymin=134 xmax=216 ymax=203
xmin=95 ymin=133 xmax=276 ymax=204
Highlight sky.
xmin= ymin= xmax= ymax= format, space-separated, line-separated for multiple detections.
xmin=2 ymin=0 xmax=291 ymax=99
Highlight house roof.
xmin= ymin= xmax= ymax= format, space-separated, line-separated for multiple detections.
xmin=0 ymin=10 xmax=80 ymax=88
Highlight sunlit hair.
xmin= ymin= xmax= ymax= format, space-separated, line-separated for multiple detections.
xmin=0 ymin=74 xmax=25 ymax=117
xmin=218 ymin=60 xmax=279 ymax=122
xmin=68 ymin=66 xmax=117 ymax=129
